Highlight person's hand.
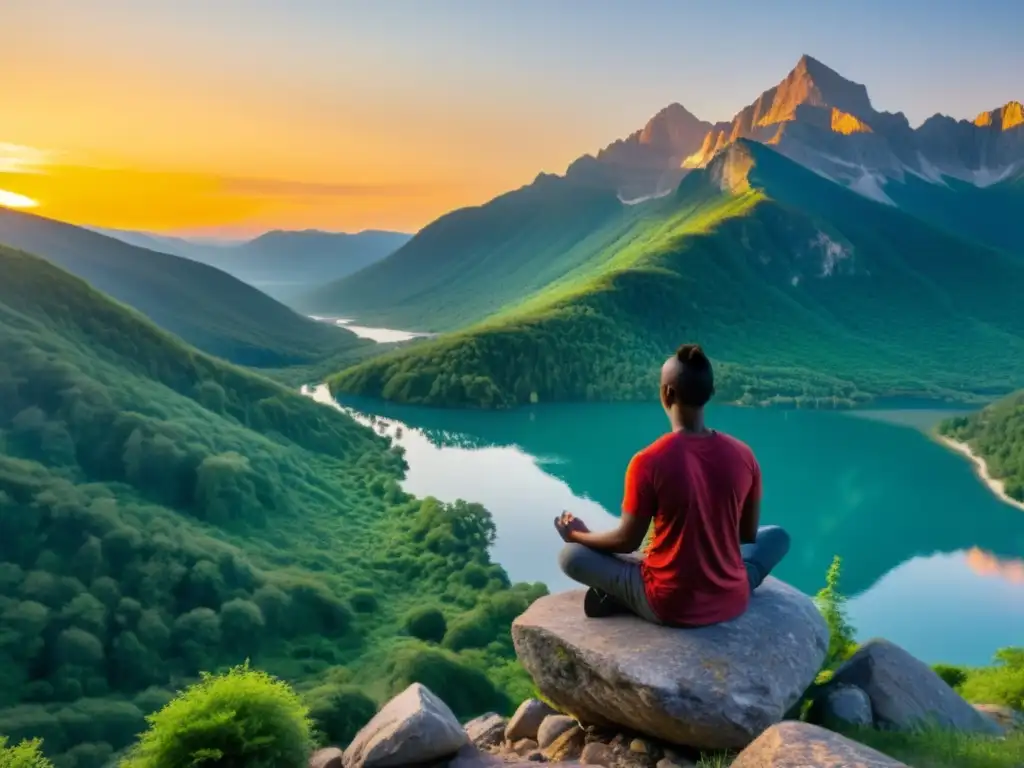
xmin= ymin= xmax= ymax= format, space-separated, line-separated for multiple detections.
xmin=554 ymin=511 xmax=589 ymax=542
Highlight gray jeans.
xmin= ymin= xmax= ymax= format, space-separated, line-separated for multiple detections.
xmin=557 ymin=525 xmax=791 ymax=625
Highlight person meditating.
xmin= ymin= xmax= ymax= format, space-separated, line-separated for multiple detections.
xmin=554 ymin=343 xmax=790 ymax=626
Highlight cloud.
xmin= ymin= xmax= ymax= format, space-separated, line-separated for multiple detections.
xmin=0 ymin=142 xmax=57 ymax=174
xmin=220 ymin=176 xmax=432 ymax=198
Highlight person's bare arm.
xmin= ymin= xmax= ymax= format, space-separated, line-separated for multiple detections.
xmin=739 ymin=459 xmax=762 ymax=544
xmin=553 ymin=451 xmax=654 ymax=554
xmin=564 ymin=512 xmax=650 ymax=554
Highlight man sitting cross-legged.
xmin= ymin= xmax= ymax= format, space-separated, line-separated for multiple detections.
xmin=554 ymin=343 xmax=790 ymax=627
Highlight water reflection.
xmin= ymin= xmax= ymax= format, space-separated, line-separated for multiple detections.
xmin=314 ymin=390 xmax=1024 ymax=664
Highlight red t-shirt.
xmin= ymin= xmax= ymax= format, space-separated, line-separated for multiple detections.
xmin=622 ymin=430 xmax=761 ymax=626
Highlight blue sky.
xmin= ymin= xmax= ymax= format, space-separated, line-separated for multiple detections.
xmin=2 ymin=0 xmax=1021 ymax=232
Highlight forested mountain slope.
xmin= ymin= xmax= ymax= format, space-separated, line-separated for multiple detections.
xmin=0 ymin=209 xmax=367 ymax=367
xmin=329 ymin=141 xmax=1024 ymax=409
xmin=98 ymin=227 xmax=411 ymax=301
xmin=295 ymin=176 xmax=629 ymax=332
xmin=0 ymin=246 xmax=542 ymax=766
xmin=939 ymin=390 xmax=1024 ymax=501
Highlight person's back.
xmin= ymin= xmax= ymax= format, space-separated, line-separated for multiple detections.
xmin=636 ymin=429 xmax=759 ymax=626
xmin=554 ymin=342 xmax=789 ymax=627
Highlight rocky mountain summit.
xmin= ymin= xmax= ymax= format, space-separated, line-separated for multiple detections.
xmin=310 ymin=580 xmax=1013 ymax=768
xmin=562 ymin=55 xmax=1023 ymax=207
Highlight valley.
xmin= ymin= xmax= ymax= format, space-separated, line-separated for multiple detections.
xmin=2 ymin=28 xmax=1023 ymax=768
xmin=0 ymin=246 xmax=541 ymax=766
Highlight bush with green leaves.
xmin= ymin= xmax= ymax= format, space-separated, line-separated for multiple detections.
xmin=403 ymin=607 xmax=447 ymax=644
xmin=815 ymin=555 xmax=857 ymax=670
xmin=304 ymin=685 xmax=377 ymax=746
xmin=932 ymin=663 xmax=969 ymax=690
xmin=0 ymin=737 xmax=53 ymax=768
xmin=121 ymin=665 xmax=312 ymax=768
xmin=384 ymin=644 xmax=510 ymax=719
xmin=959 ymin=647 xmax=1024 ymax=710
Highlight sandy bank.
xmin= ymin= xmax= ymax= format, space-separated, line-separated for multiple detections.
xmin=936 ymin=434 xmax=1024 ymax=512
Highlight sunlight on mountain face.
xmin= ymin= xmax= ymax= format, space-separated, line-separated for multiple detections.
xmin=0 ymin=188 xmax=37 ymax=208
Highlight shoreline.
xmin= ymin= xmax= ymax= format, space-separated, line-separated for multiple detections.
xmin=936 ymin=434 xmax=1024 ymax=513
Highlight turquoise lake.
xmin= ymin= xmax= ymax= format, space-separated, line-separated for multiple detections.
xmin=321 ymin=391 xmax=1024 ymax=666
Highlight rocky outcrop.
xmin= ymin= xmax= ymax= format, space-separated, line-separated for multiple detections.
xmin=505 ymin=698 xmax=559 ymax=743
xmin=464 ymin=713 xmax=507 ymax=750
xmin=730 ymin=721 xmax=907 ymax=767
xmin=828 ymin=639 xmax=1004 ymax=735
xmin=342 ymin=683 xmax=468 ymax=767
xmin=809 ymin=684 xmax=873 ymax=729
xmin=537 ymin=715 xmax=577 ymax=749
xmin=974 ymin=703 xmax=1024 ymax=732
xmin=511 ymin=579 xmax=829 ymax=750
xmin=310 ymin=747 xmax=344 ymax=768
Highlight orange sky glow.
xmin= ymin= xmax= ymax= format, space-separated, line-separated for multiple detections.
xmin=4 ymin=1 xmax=1022 ymax=237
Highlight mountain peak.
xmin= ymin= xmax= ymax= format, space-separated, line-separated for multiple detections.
xmin=638 ymin=102 xmax=711 ymax=153
xmin=974 ymin=101 xmax=1024 ymax=131
xmin=776 ymin=54 xmax=874 ymax=120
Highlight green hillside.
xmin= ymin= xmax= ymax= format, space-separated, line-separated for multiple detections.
xmin=939 ymin=390 xmax=1024 ymax=501
xmin=0 ymin=209 xmax=370 ymax=368
xmin=96 ymin=227 xmax=412 ymax=302
xmin=329 ymin=140 xmax=1024 ymax=409
xmin=295 ymin=175 xmax=630 ymax=331
xmin=0 ymin=246 xmax=543 ymax=767
xmin=880 ymin=172 xmax=1023 ymax=256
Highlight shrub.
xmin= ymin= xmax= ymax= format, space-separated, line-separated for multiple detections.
xmin=932 ymin=663 xmax=969 ymax=690
xmin=958 ymin=647 xmax=1024 ymax=710
xmin=0 ymin=736 xmax=54 ymax=768
xmin=348 ymin=590 xmax=378 ymax=614
xmin=403 ymin=607 xmax=447 ymax=644
xmin=305 ymin=685 xmax=377 ymax=746
xmin=384 ymin=644 xmax=510 ymax=719
xmin=121 ymin=664 xmax=313 ymax=768
xmin=814 ymin=555 xmax=856 ymax=669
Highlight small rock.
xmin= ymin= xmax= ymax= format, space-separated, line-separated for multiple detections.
xmin=465 ymin=713 xmax=508 ymax=749
xmin=512 ymin=580 xmax=828 ymax=750
xmin=537 ymin=715 xmax=577 ymax=749
xmin=656 ymin=760 xmax=694 ymax=768
xmin=527 ymin=753 xmax=546 ymax=762
xmin=829 ymin=639 xmax=1003 ymax=735
xmin=580 ymin=742 xmax=616 ymax=766
xmin=628 ymin=738 xmax=648 ymax=754
xmin=310 ymin=747 xmax=344 ymax=768
xmin=342 ymin=683 xmax=468 ymax=768
xmin=812 ymin=684 xmax=873 ymax=729
xmin=506 ymin=699 xmax=559 ymax=743
xmin=513 ymin=739 xmax=539 ymax=756
xmin=542 ymin=725 xmax=586 ymax=762
xmin=730 ymin=721 xmax=907 ymax=767
xmin=974 ymin=703 xmax=1023 ymax=732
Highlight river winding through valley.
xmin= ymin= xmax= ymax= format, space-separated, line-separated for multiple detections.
xmin=304 ymin=356 xmax=1024 ymax=667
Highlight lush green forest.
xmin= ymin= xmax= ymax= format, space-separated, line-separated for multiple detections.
xmin=0 ymin=245 xmax=545 ymax=767
xmin=883 ymin=171 xmax=1024 ymax=257
xmin=329 ymin=141 xmax=1024 ymax=409
xmin=295 ymin=174 xmax=631 ymax=331
xmin=0 ymin=209 xmax=370 ymax=368
xmin=939 ymin=390 xmax=1024 ymax=501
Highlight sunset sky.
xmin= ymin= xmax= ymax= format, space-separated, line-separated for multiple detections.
xmin=2 ymin=0 xmax=1022 ymax=237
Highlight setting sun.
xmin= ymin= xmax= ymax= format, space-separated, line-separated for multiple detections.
xmin=0 ymin=188 xmax=37 ymax=209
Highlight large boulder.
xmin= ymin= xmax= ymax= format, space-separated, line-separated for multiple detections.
xmin=730 ymin=721 xmax=906 ymax=767
xmin=343 ymin=683 xmax=468 ymax=767
xmin=511 ymin=579 xmax=828 ymax=750
xmin=829 ymin=639 xmax=1004 ymax=735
